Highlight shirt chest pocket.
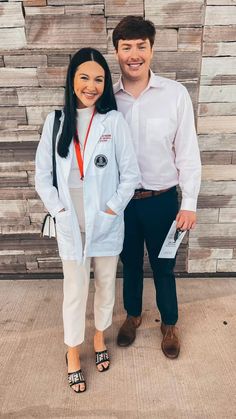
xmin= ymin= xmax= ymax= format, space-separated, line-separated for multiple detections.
xmin=146 ymin=118 xmax=173 ymax=148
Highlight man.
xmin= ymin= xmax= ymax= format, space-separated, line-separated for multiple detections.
xmin=112 ymin=16 xmax=201 ymax=358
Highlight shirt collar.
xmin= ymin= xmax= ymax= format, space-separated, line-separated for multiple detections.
xmin=113 ymin=69 xmax=162 ymax=94
xmin=148 ymin=69 xmax=162 ymax=88
xmin=113 ymin=76 xmax=124 ymax=94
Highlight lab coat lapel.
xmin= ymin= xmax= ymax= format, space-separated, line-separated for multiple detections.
xmin=84 ymin=113 xmax=105 ymax=176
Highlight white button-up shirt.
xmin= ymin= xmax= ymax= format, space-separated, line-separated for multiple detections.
xmin=114 ymin=70 xmax=201 ymax=211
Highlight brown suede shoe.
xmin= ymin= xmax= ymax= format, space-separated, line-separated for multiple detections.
xmin=161 ymin=323 xmax=180 ymax=359
xmin=117 ymin=316 xmax=142 ymax=347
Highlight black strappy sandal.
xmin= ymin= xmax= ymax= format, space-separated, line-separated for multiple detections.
xmin=95 ymin=349 xmax=110 ymax=372
xmin=65 ymin=353 xmax=86 ymax=393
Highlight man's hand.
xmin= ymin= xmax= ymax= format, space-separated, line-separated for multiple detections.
xmin=176 ymin=210 xmax=196 ymax=230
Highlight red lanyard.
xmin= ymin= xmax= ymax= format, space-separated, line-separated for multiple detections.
xmin=73 ymin=108 xmax=96 ymax=180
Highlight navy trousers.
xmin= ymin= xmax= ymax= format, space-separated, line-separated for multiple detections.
xmin=120 ymin=186 xmax=179 ymax=325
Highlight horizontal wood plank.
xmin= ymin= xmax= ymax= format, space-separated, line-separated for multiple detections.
xmin=65 ymin=5 xmax=104 ymax=14
xmin=0 ymin=130 xmax=40 ymax=143
xmin=198 ymin=103 xmax=236 ymax=116
xmin=201 ymin=57 xmax=236 ymax=76
xmin=48 ymin=0 xmax=103 ymax=4
xmin=191 ymin=223 xmax=236 ymax=237
xmin=207 ymin=0 xmax=236 ymax=4
xmin=199 ymin=85 xmax=236 ymax=103
xmin=198 ymin=134 xmax=236 ymax=151
xmin=0 ymin=3 xmax=25 ymax=28
xmin=198 ymin=116 xmax=236 ymax=134
xmin=188 ymin=259 xmax=217 ymax=273
xmin=219 ymin=208 xmax=236 ymax=223
xmin=178 ymin=28 xmax=202 ymax=51
xmin=189 ymin=248 xmax=232 ymax=259
xmin=17 ymin=88 xmax=64 ymax=106
xmin=105 ymin=0 xmax=143 ymax=17
xmin=202 ymin=165 xmax=236 ymax=180
xmin=37 ymin=67 xmax=67 ymax=87
xmin=200 ymin=151 xmax=232 ymax=165
xmin=25 ymin=6 xmax=65 ymax=15
xmin=217 ymin=260 xmax=236 ymax=272
xmin=203 ymin=25 xmax=236 ymax=42
xmin=0 ymin=89 xmax=18 ymax=106
xmin=26 ymin=106 xmax=56 ymax=125
xmin=145 ymin=0 xmax=205 ymax=26
xmin=197 ymin=208 xmax=219 ymax=223
xmin=0 ymin=107 xmax=27 ymax=125
xmin=23 ymin=0 xmax=47 ymax=6
xmin=25 ymin=15 xmax=107 ymax=50
xmin=154 ymin=29 xmax=178 ymax=51
xmin=201 ymin=75 xmax=236 ymax=86
xmin=152 ymin=52 xmax=201 ymax=77
xmin=47 ymin=55 xmax=70 ymax=67
xmin=0 ymin=28 xmax=27 ymax=50
xmin=205 ymin=6 xmax=236 ymax=25
xmin=190 ymin=236 xmax=236 ymax=248
xmin=0 ymin=68 xmax=38 ymax=87
xmin=4 ymin=55 xmax=47 ymax=68
xmin=203 ymin=42 xmax=236 ymax=57
xmin=200 ymin=180 xmax=236 ymax=195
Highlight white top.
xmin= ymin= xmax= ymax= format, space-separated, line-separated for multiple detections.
xmin=68 ymin=106 xmax=95 ymax=188
xmin=114 ymin=70 xmax=201 ymax=211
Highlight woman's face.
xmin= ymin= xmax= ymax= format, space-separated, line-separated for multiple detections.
xmin=73 ymin=61 xmax=105 ymax=109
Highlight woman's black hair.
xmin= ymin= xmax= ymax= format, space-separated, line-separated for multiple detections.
xmin=57 ymin=47 xmax=117 ymax=158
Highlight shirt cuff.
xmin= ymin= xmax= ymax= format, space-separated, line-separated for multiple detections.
xmin=180 ymin=197 xmax=197 ymax=212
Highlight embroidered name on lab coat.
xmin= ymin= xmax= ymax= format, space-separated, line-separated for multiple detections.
xmin=94 ymin=155 xmax=108 ymax=168
xmin=99 ymin=134 xmax=112 ymax=142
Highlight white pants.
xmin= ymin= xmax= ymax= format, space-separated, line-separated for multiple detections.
xmin=62 ymin=188 xmax=118 ymax=347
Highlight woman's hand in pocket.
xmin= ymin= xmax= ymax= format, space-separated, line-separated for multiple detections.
xmin=105 ymin=207 xmax=117 ymax=216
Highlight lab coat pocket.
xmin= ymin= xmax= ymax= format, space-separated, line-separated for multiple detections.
xmin=93 ymin=210 xmax=121 ymax=243
xmin=55 ymin=210 xmax=75 ymax=257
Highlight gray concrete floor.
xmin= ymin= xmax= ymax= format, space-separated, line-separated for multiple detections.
xmin=0 ymin=278 xmax=235 ymax=419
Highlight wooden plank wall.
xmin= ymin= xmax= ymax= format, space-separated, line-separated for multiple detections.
xmin=189 ymin=0 xmax=236 ymax=274
xmin=0 ymin=0 xmax=235 ymax=275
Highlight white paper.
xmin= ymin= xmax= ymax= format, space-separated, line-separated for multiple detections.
xmin=158 ymin=221 xmax=187 ymax=259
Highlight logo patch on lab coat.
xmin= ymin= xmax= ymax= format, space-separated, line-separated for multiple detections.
xmin=94 ymin=154 xmax=108 ymax=168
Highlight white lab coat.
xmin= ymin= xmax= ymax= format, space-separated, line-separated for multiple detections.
xmin=35 ymin=109 xmax=140 ymax=262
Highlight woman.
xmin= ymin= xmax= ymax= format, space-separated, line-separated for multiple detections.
xmin=35 ymin=48 xmax=140 ymax=393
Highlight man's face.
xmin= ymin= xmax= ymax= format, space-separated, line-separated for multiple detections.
xmin=116 ymin=38 xmax=153 ymax=82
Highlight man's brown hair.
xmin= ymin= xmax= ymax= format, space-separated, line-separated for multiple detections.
xmin=112 ymin=16 xmax=156 ymax=51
